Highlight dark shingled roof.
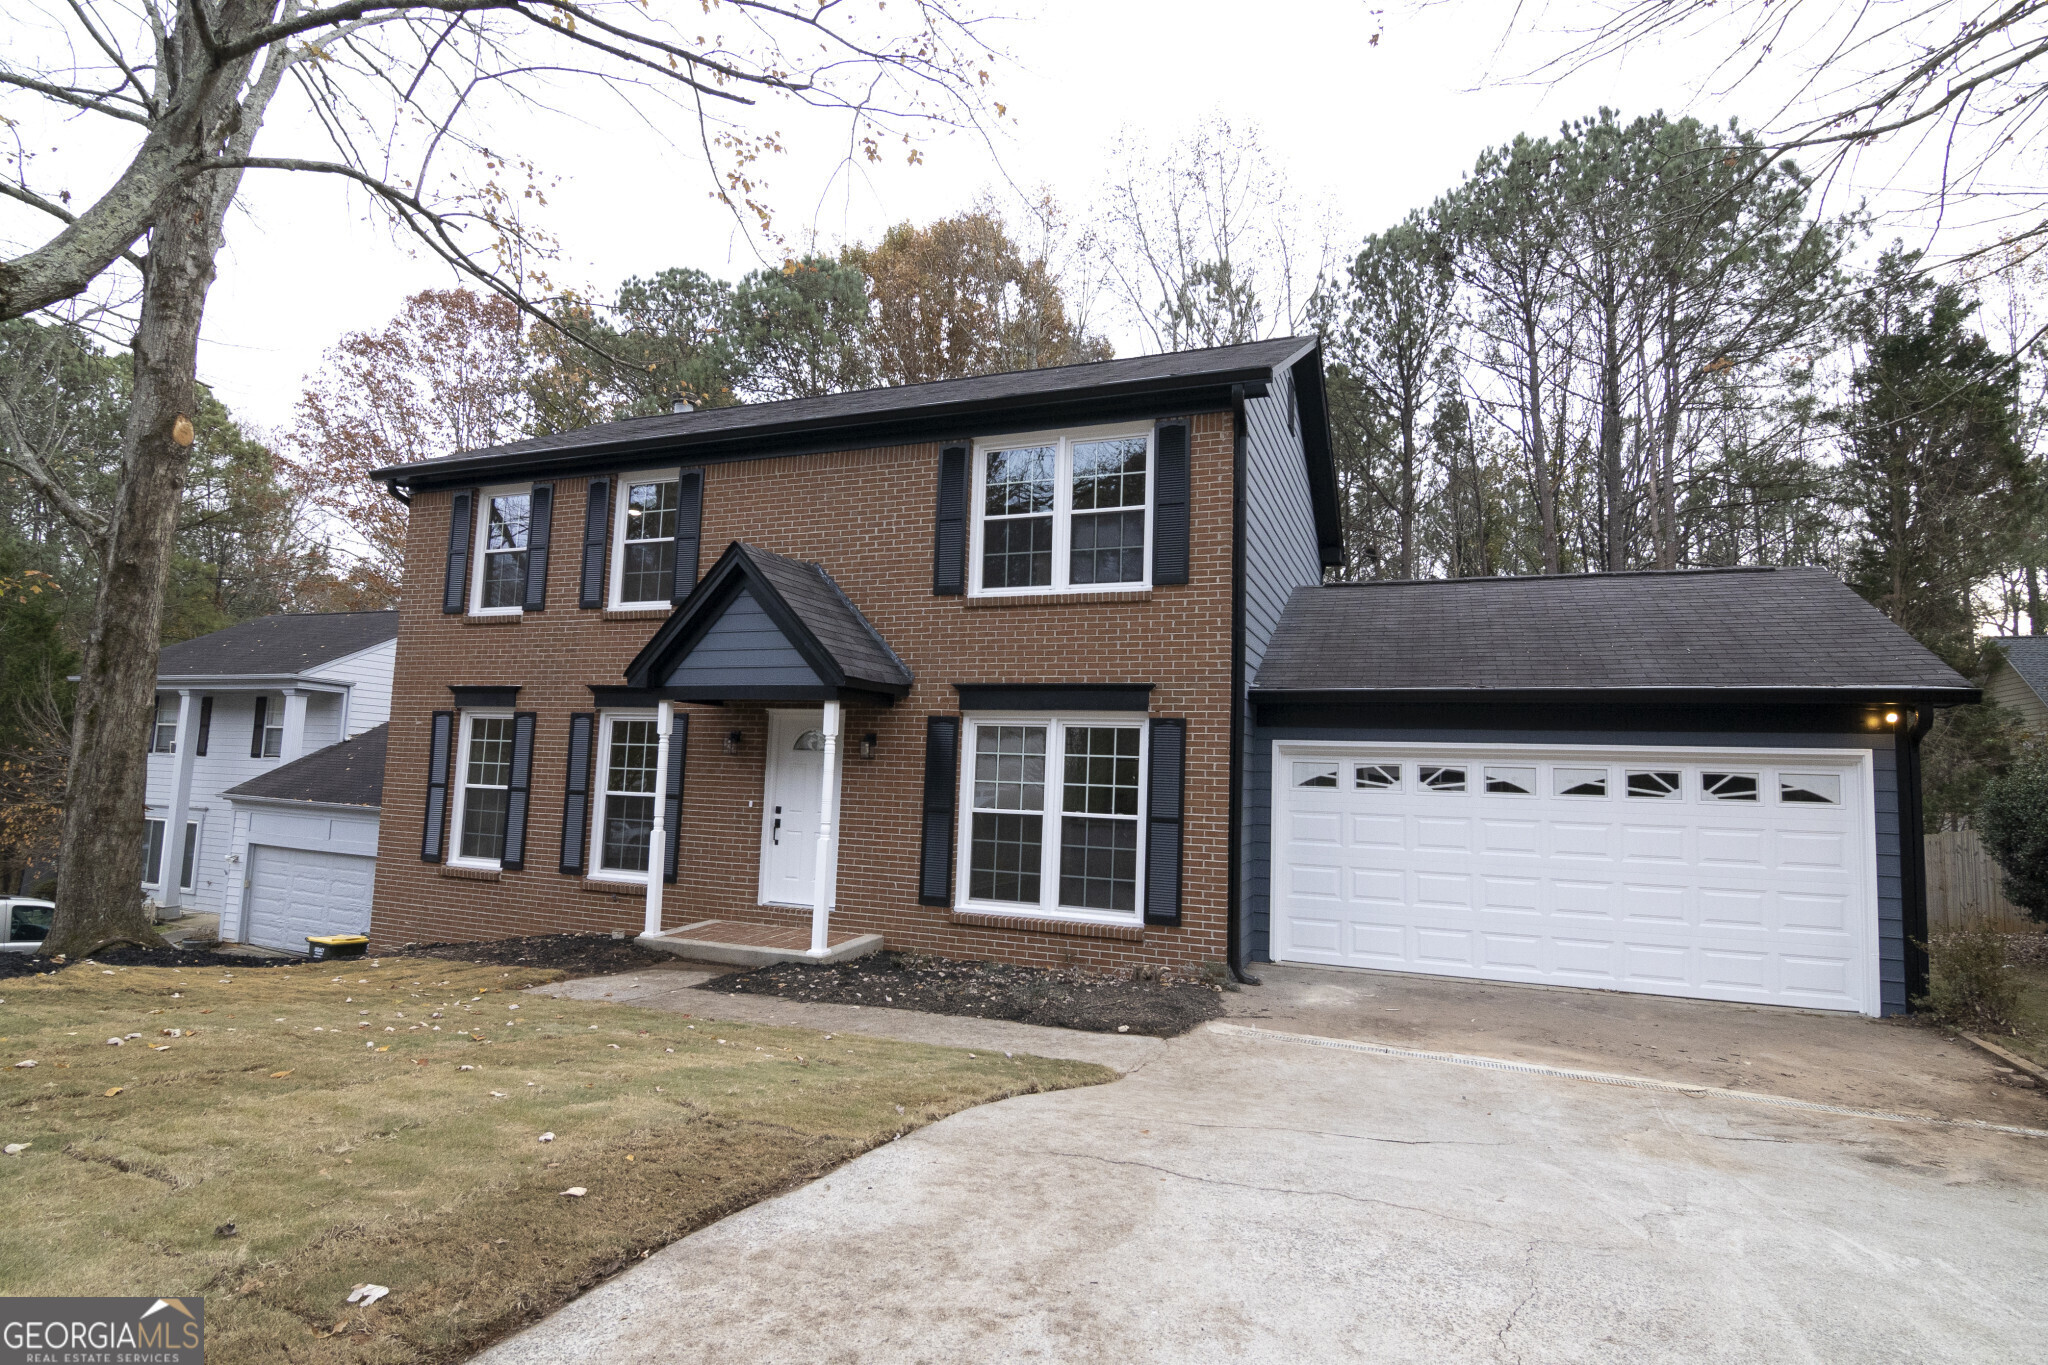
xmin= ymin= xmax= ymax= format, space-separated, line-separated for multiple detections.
xmin=224 ymin=724 xmax=386 ymax=808
xmin=157 ymin=612 xmax=398 ymax=679
xmin=1993 ymin=636 xmax=2048 ymax=704
xmin=371 ymin=336 xmax=1320 ymax=486
xmin=625 ymin=542 xmax=913 ymax=701
xmin=1252 ymin=567 xmax=1976 ymax=703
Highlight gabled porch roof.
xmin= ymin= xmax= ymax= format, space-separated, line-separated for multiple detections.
xmin=623 ymin=542 xmax=914 ymax=705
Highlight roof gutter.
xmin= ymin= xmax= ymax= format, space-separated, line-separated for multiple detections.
xmin=1248 ymin=685 xmax=1984 ymax=707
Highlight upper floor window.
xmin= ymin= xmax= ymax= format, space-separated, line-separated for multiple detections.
xmin=471 ymin=485 xmax=532 ymax=614
xmin=970 ymin=426 xmax=1151 ymax=596
xmin=148 ymin=698 xmax=176 ymax=754
xmin=611 ymin=471 xmax=678 ymax=608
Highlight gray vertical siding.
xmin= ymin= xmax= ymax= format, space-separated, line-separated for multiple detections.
xmin=1240 ymin=367 xmax=1325 ymax=679
xmin=1246 ymin=717 xmax=1908 ymax=1016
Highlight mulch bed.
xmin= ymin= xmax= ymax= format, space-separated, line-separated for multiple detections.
xmin=402 ymin=932 xmax=679 ymax=977
xmin=0 ymin=943 xmax=304 ymax=981
xmin=696 ymin=951 xmax=1228 ymax=1037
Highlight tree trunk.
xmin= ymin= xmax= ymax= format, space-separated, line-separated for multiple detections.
xmin=1600 ymin=297 xmax=1627 ymax=572
xmin=45 ymin=179 xmax=223 ymax=957
xmin=1524 ymin=316 xmax=1560 ymax=574
xmin=1398 ymin=389 xmax=1418 ymax=580
xmin=2028 ymin=563 xmax=2043 ymax=635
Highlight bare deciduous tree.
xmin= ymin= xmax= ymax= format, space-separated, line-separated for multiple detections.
xmin=0 ymin=1 xmax=1005 ymax=955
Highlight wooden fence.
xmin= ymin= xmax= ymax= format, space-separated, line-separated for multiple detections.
xmin=1924 ymin=827 xmax=2027 ymax=929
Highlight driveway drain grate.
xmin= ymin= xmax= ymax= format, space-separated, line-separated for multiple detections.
xmin=1207 ymin=1023 xmax=2048 ymax=1140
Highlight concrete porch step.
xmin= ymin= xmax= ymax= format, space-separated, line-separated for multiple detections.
xmin=635 ymin=919 xmax=883 ymax=968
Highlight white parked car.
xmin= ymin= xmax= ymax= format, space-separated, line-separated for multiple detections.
xmin=0 ymin=897 xmax=53 ymax=953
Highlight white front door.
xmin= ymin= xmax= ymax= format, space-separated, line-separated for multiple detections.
xmin=1274 ymin=743 xmax=1880 ymax=1015
xmin=760 ymin=710 xmax=836 ymax=907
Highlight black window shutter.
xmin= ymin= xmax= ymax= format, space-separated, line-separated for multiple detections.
xmin=442 ymin=490 xmax=475 ymax=614
xmin=1144 ymin=717 xmax=1186 ymax=925
xmin=670 ymin=470 xmax=704 ymax=606
xmin=422 ymin=710 xmax=454 ymax=863
xmin=662 ymin=713 xmax=689 ymax=883
xmin=559 ymin=713 xmax=595 ymax=875
xmin=578 ymin=477 xmax=610 ymax=609
xmin=932 ymin=444 xmax=969 ymax=595
xmin=501 ymin=711 xmax=537 ymax=870
xmin=249 ymin=696 xmax=269 ymax=759
xmin=918 ymin=715 xmax=960 ymax=904
xmin=195 ymin=696 xmax=212 ymax=756
xmin=522 ymin=484 xmax=553 ymax=611
xmin=1152 ymin=420 xmax=1190 ymax=586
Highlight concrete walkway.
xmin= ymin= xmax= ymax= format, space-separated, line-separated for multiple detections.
xmin=480 ymin=966 xmax=2048 ymax=1363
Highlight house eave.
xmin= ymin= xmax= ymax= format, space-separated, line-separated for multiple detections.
xmin=1247 ymin=685 xmax=1984 ymax=708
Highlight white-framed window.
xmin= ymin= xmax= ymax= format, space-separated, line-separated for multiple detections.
xmin=956 ymin=715 xmax=1147 ymax=924
xmin=142 ymin=816 xmax=198 ymax=891
xmin=148 ymin=697 xmax=177 ymax=754
xmin=969 ymin=425 xmax=1152 ymax=597
xmin=609 ymin=470 xmax=680 ymax=608
xmin=470 ymin=484 xmax=533 ymax=614
xmin=257 ymin=697 xmax=284 ymax=758
xmin=590 ymin=712 xmax=661 ymax=880
xmin=450 ymin=712 xmax=517 ymax=866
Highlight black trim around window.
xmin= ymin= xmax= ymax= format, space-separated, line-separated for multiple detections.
xmin=953 ymin=683 xmax=1153 ymax=713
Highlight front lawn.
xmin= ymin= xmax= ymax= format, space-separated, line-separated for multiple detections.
xmin=0 ymin=957 xmax=1110 ymax=1363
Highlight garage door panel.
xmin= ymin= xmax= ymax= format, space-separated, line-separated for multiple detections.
xmin=1277 ymin=745 xmax=1876 ymax=1015
xmin=245 ymin=845 xmax=375 ymax=954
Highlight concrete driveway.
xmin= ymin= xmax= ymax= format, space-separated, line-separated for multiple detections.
xmin=476 ymin=966 xmax=2048 ymax=1364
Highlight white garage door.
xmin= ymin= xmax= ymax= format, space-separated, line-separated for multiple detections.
xmin=245 ymin=845 xmax=375 ymax=954
xmin=1274 ymin=745 xmax=1878 ymax=1014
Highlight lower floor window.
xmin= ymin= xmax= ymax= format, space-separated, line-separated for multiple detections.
xmin=142 ymin=817 xmax=198 ymax=892
xmin=596 ymin=714 xmax=660 ymax=875
xmin=455 ymin=714 xmax=516 ymax=863
xmin=961 ymin=717 xmax=1144 ymax=920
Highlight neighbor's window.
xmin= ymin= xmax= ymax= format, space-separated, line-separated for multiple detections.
xmin=1292 ymin=762 xmax=1339 ymax=789
xmin=1355 ymin=763 xmax=1401 ymax=790
xmin=259 ymin=698 xmax=284 ymax=758
xmin=972 ymin=427 xmax=1151 ymax=595
xmin=1484 ymin=765 xmax=1536 ymax=795
xmin=1626 ymin=770 xmax=1683 ymax=799
xmin=1702 ymin=772 xmax=1759 ymax=802
xmin=960 ymin=717 xmax=1145 ymax=922
xmin=594 ymin=714 xmax=661 ymax=877
xmin=141 ymin=818 xmax=197 ymax=891
xmin=1419 ymin=765 xmax=1467 ymax=793
xmin=148 ymin=698 xmax=177 ymax=754
xmin=612 ymin=472 xmax=678 ymax=607
xmin=1556 ymin=768 xmax=1608 ymax=798
xmin=454 ymin=714 xmax=517 ymax=863
xmin=472 ymin=487 xmax=532 ymax=612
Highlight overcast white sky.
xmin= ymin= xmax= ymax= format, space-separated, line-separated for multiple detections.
xmin=6 ymin=0 xmax=1992 ymax=436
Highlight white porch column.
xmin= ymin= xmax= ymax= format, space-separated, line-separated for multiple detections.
xmin=159 ymin=689 xmax=200 ymax=914
xmin=808 ymin=700 xmax=841 ymax=957
xmin=279 ymin=688 xmax=310 ymax=763
xmin=644 ymin=700 xmax=673 ymax=937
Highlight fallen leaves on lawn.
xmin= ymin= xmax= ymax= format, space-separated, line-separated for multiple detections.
xmin=103 ymin=1088 xmax=122 ymax=1097
xmin=270 ymin=1070 xmax=292 ymax=1079
xmin=345 ymin=1284 xmax=389 ymax=1306
xmin=560 ymin=1187 xmax=587 ymax=1198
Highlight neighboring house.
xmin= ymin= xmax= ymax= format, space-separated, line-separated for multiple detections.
xmin=143 ymin=613 xmax=397 ymax=930
xmin=1985 ymin=636 xmax=2048 ymax=730
xmin=367 ymin=337 xmax=1974 ymax=1018
xmin=221 ymin=724 xmax=385 ymax=952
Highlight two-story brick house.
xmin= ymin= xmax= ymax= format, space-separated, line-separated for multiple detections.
xmin=371 ymin=337 xmax=1974 ymax=1017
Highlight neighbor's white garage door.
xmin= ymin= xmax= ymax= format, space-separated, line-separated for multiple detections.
xmin=245 ymin=845 xmax=375 ymax=954
xmin=1274 ymin=745 xmax=1878 ymax=1015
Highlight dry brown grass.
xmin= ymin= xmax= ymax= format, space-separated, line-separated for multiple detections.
xmin=0 ymin=957 xmax=1110 ymax=1363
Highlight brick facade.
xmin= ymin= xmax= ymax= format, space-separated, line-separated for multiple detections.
xmin=370 ymin=411 xmax=1239 ymax=973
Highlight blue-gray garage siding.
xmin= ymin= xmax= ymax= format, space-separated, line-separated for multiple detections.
xmin=1244 ymin=714 xmax=1905 ymax=1016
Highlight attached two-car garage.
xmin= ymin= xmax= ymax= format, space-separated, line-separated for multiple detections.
xmin=1247 ymin=568 xmax=1979 ymax=1019
xmin=1273 ymin=743 xmax=1876 ymax=1013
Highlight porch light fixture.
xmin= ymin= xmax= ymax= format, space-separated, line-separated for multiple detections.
xmin=723 ymin=729 xmax=743 ymax=755
xmin=860 ymin=732 xmax=878 ymax=760
xmin=1884 ymin=710 xmax=1900 ymax=725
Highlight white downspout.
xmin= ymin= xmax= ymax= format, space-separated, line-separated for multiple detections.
xmin=808 ymin=700 xmax=841 ymax=957
xmin=644 ymin=700 xmax=672 ymax=938
xmin=159 ymin=688 xmax=199 ymax=914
